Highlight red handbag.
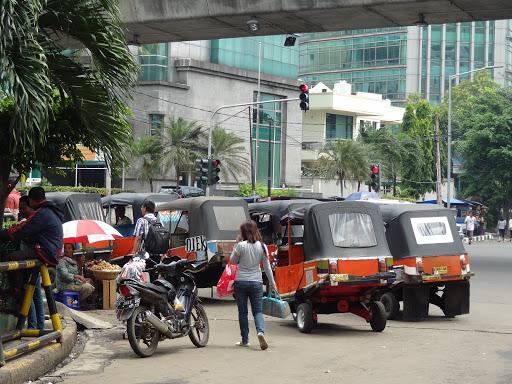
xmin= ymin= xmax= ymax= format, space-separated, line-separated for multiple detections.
xmin=216 ymin=261 xmax=237 ymax=297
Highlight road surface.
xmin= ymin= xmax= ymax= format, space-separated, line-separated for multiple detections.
xmin=43 ymin=241 xmax=512 ymax=384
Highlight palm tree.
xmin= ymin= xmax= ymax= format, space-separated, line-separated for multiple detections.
xmin=130 ymin=137 xmax=162 ymax=192
xmin=161 ymin=118 xmax=205 ymax=187
xmin=211 ymin=126 xmax=250 ymax=182
xmin=0 ymin=0 xmax=137 ymax=219
xmin=316 ymin=140 xmax=369 ymax=197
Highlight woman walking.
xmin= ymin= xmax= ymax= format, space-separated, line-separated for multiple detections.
xmin=230 ymin=220 xmax=276 ymax=350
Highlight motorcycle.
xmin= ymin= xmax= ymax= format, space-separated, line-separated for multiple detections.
xmin=116 ymin=259 xmax=209 ymax=357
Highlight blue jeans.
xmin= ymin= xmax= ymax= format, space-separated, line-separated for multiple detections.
xmin=28 ymin=276 xmax=45 ymax=330
xmin=234 ymin=280 xmax=264 ymax=344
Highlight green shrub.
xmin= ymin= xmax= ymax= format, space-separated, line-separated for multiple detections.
xmin=236 ymin=183 xmax=299 ymax=198
xmin=16 ymin=186 xmax=133 ymax=196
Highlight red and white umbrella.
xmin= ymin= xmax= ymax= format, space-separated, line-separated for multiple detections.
xmin=62 ymin=220 xmax=123 ymax=244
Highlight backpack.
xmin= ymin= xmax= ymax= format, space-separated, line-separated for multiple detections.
xmin=143 ymin=218 xmax=171 ymax=254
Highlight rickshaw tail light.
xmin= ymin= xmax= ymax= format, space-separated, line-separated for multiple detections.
xmin=329 ymin=260 xmax=338 ymax=274
xmin=378 ymin=258 xmax=387 ymax=273
xmin=119 ymin=285 xmax=134 ymax=297
xmin=416 ymin=257 xmax=424 ymax=274
xmin=460 ymin=255 xmax=468 ymax=270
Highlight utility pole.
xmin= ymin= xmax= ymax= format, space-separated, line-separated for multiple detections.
xmin=434 ymin=112 xmax=442 ymax=206
xmin=267 ymin=119 xmax=274 ymax=200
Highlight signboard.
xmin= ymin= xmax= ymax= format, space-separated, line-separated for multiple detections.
xmin=185 ymin=236 xmax=206 ymax=253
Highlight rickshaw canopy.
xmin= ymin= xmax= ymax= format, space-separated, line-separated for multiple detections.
xmin=157 ymin=197 xmax=250 ymax=240
xmin=101 ymin=192 xmax=179 ymax=221
xmin=379 ymin=204 xmax=465 ymax=260
xmin=46 ymin=192 xmax=104 ymax=222
xmin=284 ymin=201 xmax=391 ymax=261
xmin=249 ymin=199 xmax=319 ymax=232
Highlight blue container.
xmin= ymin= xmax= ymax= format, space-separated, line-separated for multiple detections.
xmin=54 ymin=291 xmax=81 ymax=310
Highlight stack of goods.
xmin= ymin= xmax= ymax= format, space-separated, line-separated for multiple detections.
xmin=86 ymin=260 xmax=121 ymax=280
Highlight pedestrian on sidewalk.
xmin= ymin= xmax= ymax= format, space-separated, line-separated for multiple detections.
xmin=230 ymin=220 xmax=276 ymax=350
xmin=497 ymin=217 xmax=506 ymax=242
xmin=464 ymin=211 xmax=476 ymax=245
xmin=509 ymin=217 xmax=512 ymax=242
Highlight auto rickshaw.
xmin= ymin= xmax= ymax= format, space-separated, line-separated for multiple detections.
xmin=275 ymin=201 xmax=395 ymax=333
xmin=101 ymin=192 xmax=180 ymax=262
xmin=378 ymin=204 xmax=472 ymax=320
xmin=249 ymin=199 xmax=319 ymax=251
xmin=46 ymin=192 xmax=105 ymax=222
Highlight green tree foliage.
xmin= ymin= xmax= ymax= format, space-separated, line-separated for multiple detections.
xmin=399 ymin=95 xmax=435 ymax=198
xmin=315 ymin=140 xmax=369 ymax=197
xmin=0 ymin=0 xmax=137 ymax=222
xmin=210 ymin=126 xmax=250 ymax=183
xmin=455 ymin=80 xmax=512 ymax=223
xmin=130 ymin=137 xmax=162 ymax=193
xmin=161 ymin=118 xmax=205 ymax=187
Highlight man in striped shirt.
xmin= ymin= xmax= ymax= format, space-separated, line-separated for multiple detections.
xmin=131 ymin=200 xmax=157 ymax=259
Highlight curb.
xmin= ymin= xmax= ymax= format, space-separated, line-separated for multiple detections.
xmin=0 ymin=317 xmax=77 ymax=384
xmin=463 ymin=234 xmax=494 ymax=243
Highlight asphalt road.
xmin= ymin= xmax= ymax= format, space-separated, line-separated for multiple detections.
xmin=45 ymin=241 xmax=512 ymax=384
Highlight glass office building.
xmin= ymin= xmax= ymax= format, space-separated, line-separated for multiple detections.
xmin=299 ymin=28 xmax=408 ymax=104
xmin=299 ymin=21 xmax=510 ymax=105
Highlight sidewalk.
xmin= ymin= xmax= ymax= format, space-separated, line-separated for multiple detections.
xmin=0 ymin=317 xmax=77 ymax=384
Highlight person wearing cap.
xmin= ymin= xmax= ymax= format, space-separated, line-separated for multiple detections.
xmin=0 ymin=187 xmax=63 ymax=266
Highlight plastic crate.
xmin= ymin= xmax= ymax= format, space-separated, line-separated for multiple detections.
xmin=54 ymin=291 xmax=80 ymax=310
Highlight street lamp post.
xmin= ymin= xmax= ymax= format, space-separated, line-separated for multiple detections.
xmin=446 ymin=65 xmax=502 ymax=209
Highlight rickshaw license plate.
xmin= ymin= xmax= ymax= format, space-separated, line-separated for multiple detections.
xmin=330 ymin=274 xmax=349 ymax=282
xmin=433 ymin=266 xmax=448 ymax=275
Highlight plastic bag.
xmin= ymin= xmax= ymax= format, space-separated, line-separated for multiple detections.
xmin=118 ymin=257 xmax=149 ymax=283
xmin=216 ymin=261 xmax=237 ymax=298
xmin=262 ymin=291 xmax=291 ymax=319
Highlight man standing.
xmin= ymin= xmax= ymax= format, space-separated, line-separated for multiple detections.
xmin=497 ymin=217 xmax=507 ymax=242
xmin=464 ymin=212 xmax=476 ymax=245
xmin=130 ymin=200 xmax=157 ymax=260
xmin=19 ymin=196 xmax=45 ymax=330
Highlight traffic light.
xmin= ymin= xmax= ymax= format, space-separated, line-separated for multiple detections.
xmin=209 ymin=159 xmax=221 ymax=185
xmin=195 ymin=158 xmax=208 ymax=188
xmin=299 ymin=84 xmax=309 ymax=111
xmin=370 ymin=164 xmax=380 ymax=192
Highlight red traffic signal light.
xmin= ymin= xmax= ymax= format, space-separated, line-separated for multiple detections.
xmin=370 ymin=165 xmax=379 ymax=174
xmin=299 ymin=84 xmax=309 ymax=111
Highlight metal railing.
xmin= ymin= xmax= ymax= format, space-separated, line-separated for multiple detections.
xmin=0 ymin=260 xmax=62 ymax=366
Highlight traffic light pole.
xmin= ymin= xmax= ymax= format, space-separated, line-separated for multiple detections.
xmin=207 ymin=97 xmax=299 ymax=196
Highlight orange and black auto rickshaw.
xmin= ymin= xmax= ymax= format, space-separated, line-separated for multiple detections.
xmin=378 ymin=204 xmax=472 ymax=320
xmin=274 ymin=201 xmax=395 ymax=333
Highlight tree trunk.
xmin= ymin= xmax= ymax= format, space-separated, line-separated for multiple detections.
xmin=434 ymin=114 xmax=443 ymax=206
xmin=357 ymin=180 xmax=361 ymax=192
xmin=392 ymin=174 xmax=397 ymax=196
xmin=175 ymin=165 xmax=180 ymax=188
xmin=339 ymin=172 xmax=344 ymax=197
xmin=149 ymin=178 xmax=154 ymax=193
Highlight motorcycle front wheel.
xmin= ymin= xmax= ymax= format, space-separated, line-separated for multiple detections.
xmin=188 ymin=302 xmax=209 ymax=347
xmin=127 ymin=306 xmax=160 ymax=357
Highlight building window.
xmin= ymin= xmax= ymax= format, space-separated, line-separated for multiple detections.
xmin=149 ymin=114 xmax=164 ymax=136
xmin=139 ymin=43 xmax=169 ymax=82
xmin=326 ymin=114 xmax=353 ymax=140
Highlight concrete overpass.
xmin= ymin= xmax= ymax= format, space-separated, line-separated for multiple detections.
xmin=120 ymin=0 xmax=512 ymax=44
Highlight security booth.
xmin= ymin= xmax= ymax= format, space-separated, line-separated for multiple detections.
xmin=156 ymin=197 xmax=250 ymax=288
xmin=379 ymin=204 xmax=471 ymax=320
xmin=274 ymin=201 xmax=394 ymax=333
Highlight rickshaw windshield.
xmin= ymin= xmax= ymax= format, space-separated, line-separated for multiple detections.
xmin=213 ymin=205 xmax=247 ymax=231
xmin=328 ymin=212 xmax=377 ymax=248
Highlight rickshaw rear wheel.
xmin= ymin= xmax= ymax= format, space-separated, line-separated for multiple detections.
xmin=380 ymin=292 xmax=399 ymax=320
xmin=369 ymin=301 xmax=387 ymax=332
xmin=296 ymin=303 xmax=315 ymax=333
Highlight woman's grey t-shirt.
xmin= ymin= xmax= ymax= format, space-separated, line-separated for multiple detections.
xmin=230 ymin=240 xmax=276 ymax=287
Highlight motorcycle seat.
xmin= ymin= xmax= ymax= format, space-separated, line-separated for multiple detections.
xmin=144 ymin=282 xmax=169 ymax=294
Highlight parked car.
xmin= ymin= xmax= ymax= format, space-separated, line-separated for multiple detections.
xmin=160 ymin=185 xmax=204 ymax=198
